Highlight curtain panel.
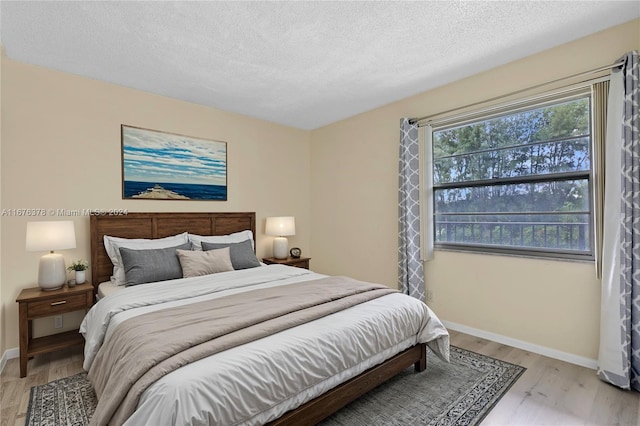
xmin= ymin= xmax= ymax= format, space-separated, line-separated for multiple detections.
xmin=398 ymin=118 xmax=425 ymax=300
xmin=597 ymin=51 xmax=640 ymax=391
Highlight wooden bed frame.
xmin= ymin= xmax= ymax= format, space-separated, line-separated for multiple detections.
xmin=89 ymin=211 xmax=427 ymax=425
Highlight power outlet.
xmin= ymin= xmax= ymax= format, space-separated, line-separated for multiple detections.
xmin=54 ymin=315 xmax=63 ymax=329
xmin=426 ymin=290 xmax=434 ymax=302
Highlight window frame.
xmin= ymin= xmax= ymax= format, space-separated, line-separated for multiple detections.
xmin=425 ymin=87 xmax=597 ymax=261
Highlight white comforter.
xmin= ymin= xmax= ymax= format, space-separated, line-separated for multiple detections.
xmin=81 ymin=265 xmax=449 ymax=426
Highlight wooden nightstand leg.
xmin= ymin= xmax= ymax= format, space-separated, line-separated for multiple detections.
xmin=20 ymin=356 xmax=28 ymax=378
xmin=18 ymin=303 xmax=28 ymax=378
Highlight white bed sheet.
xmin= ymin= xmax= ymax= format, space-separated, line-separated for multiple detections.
xmin=81 ymin=264 xmax=449 ymax=426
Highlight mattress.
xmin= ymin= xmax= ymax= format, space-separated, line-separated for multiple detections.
xmin=81 ymin=264 xmax=449 ymax=425
xmin=97 ymin=280 xmax=125 ymax=299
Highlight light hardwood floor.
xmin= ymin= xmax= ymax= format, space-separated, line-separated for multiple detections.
xmin=1 ymin=330 xmax=639 ymax=425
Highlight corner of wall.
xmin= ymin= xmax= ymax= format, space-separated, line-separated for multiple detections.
xmin=1 ymin=42 xmax=6 ymax=362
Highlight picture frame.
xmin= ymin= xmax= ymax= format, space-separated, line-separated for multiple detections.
xmin=121 ymin=125 xmax=227 ymax=201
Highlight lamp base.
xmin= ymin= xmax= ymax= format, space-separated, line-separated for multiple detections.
xmin=273 ymin=237 xmax=289 ymax=259
xmin=38 ymin=252 xmax=67 ymax=291
xmin=41 ymin=286 xmax=64 ymax=292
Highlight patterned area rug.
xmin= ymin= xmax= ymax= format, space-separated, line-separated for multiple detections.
xmin=26 ymin=346 xmax=524 ymax=426
xmin=26 ymin=372 xmax=96 ymax=426
xmin=322 ymin=346 xmax=525 ymax=425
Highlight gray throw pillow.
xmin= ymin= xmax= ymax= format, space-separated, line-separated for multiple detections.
xmin=120 ymin=242 xmax=192 ymax=286
xmin=201 ymin=239 xmax=260 ymax=270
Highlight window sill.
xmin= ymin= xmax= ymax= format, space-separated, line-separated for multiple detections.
xmin=432 ymin=246 xmax=595 ymax=264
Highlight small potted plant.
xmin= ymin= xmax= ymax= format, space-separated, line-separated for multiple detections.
xmin=67 ymin=259 xmax=89 ymax=285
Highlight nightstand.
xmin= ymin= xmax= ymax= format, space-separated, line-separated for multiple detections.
xmin=263 ymin=256 xmax=311 ymax=269
xmin=16 ymin=283 xmax=93 ymax=378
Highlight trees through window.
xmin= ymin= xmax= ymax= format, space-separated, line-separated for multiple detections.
xmin=431 ymin=92 xmax=593 ymax=259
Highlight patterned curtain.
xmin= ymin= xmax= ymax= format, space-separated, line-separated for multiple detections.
xmin=398 ymin=118 xmax=425 ymax=300
xmin=598 ymin=51 xmax=639 ymax=391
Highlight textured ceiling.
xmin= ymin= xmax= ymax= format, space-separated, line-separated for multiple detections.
xmin=1 ymin=1 xmax=638 ymax=130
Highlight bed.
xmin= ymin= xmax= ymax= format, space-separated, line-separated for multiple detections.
xmin=81 ymin=212 xmax=449 ymax=425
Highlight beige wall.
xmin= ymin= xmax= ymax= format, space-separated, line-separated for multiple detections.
xmin=310 ymin=19 xmax=640 ymax=361
xmin=1 ymin=19 xmax=638 ymax=364
xmin=0 ymin=59 xmax=311 ymax=350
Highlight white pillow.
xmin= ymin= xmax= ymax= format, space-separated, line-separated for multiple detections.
xmin=103 ymin=232 xmax=189 ymax=286
xmin=188 ymin=230 xmax=254 ymax=251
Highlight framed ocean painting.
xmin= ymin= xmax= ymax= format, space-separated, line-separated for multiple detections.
xmin=121 ymin=125 xmax=227 ymax=201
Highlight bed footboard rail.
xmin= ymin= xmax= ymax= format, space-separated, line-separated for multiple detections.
xmin=268 ymin=342 xmax=427 ymax=426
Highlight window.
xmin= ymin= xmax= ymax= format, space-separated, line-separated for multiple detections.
xmin=430 ymin=91 xmax=594 ymax=259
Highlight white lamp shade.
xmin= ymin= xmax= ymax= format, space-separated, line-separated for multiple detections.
xmin=265 ymin=216 xmax=296 ymax=237
xmin=26 ymin=221 xmax=76 ymax=252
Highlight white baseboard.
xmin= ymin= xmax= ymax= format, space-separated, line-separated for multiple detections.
xmin=0 ymin=347 xmax=19 ymax=374
xmin=443 ymin=320 xmax=598 ymax=370
xmin=0 ymin=325 xmax=598 ymax=373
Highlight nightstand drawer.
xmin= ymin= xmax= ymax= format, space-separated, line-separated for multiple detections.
xmin=27 ymin=294 xmax=87 ymax=317
xmin=289 ymin=260 xmax=309 ymax=269
xmin=262 ymin=257 xmax=311 ymax=269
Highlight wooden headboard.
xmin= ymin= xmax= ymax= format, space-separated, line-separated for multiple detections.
xmin=89 ymin=212 xmax=256 ymax=294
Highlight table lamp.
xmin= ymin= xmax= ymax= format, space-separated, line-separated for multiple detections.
xmin=26 ymin=221 xmax=77 ymax=291
xmin=265 ymin=216 xmax=295 ymax=259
